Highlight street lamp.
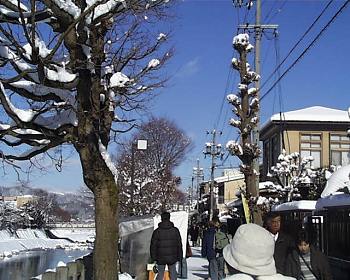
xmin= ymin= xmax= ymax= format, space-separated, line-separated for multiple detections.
xmin=130 ymin=139 xmax=147 ymax=214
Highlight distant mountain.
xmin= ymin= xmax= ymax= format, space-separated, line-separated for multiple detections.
xmin=0 ymin=185 xmax=94 ymax=221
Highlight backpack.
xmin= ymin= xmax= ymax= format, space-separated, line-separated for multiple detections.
xmin=215 ymin=230 xmax=232 ymax=252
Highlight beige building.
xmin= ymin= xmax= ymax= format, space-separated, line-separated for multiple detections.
xmin=0 ymin=195 xmax=37 ymax=208
xmin=16 ymin=195 xmax=37 ymax=208
xmin=200 ymin=169 xmax=245 ymax=212
xmin=260 ymin=106 xmax=350 ymax=179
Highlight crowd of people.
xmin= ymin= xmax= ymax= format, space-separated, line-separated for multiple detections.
xmin=149 ymin=211 xmax=333 ymax=280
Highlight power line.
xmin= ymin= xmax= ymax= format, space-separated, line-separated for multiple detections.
xmin=261 ymin=0 xmax=349 ymax=101
xmin=261 ymin=0 xmax=335 ymax=92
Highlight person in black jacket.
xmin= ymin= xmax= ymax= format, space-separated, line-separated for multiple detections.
xmin=285 ymin=229 xmax=333 ymax=280
xmin=150 ymin=212 xmax=183 ymax=280
xmin=264 ymin=212 xmax=295 ymax=275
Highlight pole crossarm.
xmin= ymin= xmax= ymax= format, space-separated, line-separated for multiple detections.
xmin=238 ymin=24 xmax=278 ymax=30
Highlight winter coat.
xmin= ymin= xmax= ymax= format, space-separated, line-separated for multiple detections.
xmin=285 ymin=246 xmax=333 ymax=280
xmin=189 ymin=225 xmax=199 ymax=242
xmin=274 ymin=232 xmax=295 ymax=275
xmin=224 ymin=273 xmax=296 ymax=280
xmin=201 ymin=227 xmax=216 ymax=260
xmin=150 ymin=220 xmax=183 ymax=265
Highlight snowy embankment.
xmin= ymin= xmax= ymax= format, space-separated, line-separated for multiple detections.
xmin=0 ymin=228 xmax=88 ymax=258
xmin=50 ymin=228 xmax=95 ymax=243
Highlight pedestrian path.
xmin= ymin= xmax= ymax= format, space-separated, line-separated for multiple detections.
xmin=184 ymin=247 xmax=209 ymax=280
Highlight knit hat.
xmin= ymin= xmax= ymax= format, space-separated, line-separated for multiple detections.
xmin=223 ymin=223 xmax=276 ymax=276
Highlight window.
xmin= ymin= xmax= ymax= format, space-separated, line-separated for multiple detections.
xmin=300 ymin=133 xmax=322 ymax=168
xmin=330 ymin=134 xmax=350 ymax=166
xmin=271 ymin=135 xmax=280 ymax=166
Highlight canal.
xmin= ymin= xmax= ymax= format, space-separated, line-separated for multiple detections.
xmin=0 ymin=249 xmax=90 ymax=280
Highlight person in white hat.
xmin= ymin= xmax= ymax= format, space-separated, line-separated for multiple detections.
xmin=223 ymin=223 xmax=296 ymax=280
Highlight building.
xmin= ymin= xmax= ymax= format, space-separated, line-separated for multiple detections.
xmin=200 ymin=169 xmax=245 ymax=213
xmin=260 ymin=106 xmax=350 ymax=179
xmin=16 ymin=195 xmax=36 ymax=208
xmin=0 ymin=194 xmax=37 ymax=208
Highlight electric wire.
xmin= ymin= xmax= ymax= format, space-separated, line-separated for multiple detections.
xmin=260 ymin=0 xmax=335 ymax=92
xmin=265 ymin=0 xmax=287 ymax=24
xmin=261 ymin=0 xmax=349 ymax=101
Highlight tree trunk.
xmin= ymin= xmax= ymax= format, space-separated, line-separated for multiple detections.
xmin=77 ymin=144 xmax=119 ymax=280
xmin=94 ymin=179 xmax=119 ymax=280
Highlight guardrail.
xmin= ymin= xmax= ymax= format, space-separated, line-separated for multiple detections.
xmin=46 ymin=223 xmax=95 ymax=229
xmin=31 ymin=258 xmax=85 ymax=280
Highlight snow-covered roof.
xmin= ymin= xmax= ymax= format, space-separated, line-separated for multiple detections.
xmin=272 ymin=200 xmax=316 ymax=212
xmin=215 ymin=169 xmax=244 ymax=183
xmin=321 ymin=165 xmax=350 ymax=197
xmin=316 ymin=194 xmax=350 ymax=210
xmin=262 ymin=106 xmax=350 ymax=130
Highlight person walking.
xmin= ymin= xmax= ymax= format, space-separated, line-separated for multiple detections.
xmin=223 ymin=223 xmax=296 ymax=280
xmin=285 ymin=229 xmax=333 ymax=280
xmin=202 ymin=219 xmax=221 ymax=280
xmin=264 ymin=212 xmax=295 ymax=275
xmin=189 ymin=224 xmax=199 ymax=246
xmin=215 ymin=223 xmax=232 ymax=279
xmin=150 ymin=211 xmax=183 ymax=280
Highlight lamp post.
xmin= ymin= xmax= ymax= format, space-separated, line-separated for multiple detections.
xmin=130 ymin=139 xmax=147 ymax=215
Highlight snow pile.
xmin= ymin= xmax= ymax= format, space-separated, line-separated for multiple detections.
xmin=110 ymin=72 xmax=129 ymax=88
xmin=321 ymin=164 xmax=350 ymax=197
xmin=0 ymin=229 xmax=76 ymax=258
xmin=272 ymin=200 xmax=316 ymax=212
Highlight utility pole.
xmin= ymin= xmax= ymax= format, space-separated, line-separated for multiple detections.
xmin=193 ymin=159 xmax=204 ymax=212
xmin=204 ymin=130 xmax=223 ymax=220
xmin=238 ymin=0 xmax=278 ymax=222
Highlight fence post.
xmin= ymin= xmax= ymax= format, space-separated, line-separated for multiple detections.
xmin=76 ymin=258 xmax=85 ymax=280
xmin=56 ymin=266 xmax=68 ymax=280
xmin=42 ymin=271 xmax=56 ymax=280
xmin=67 ymin=262 xmax=78 ymax=280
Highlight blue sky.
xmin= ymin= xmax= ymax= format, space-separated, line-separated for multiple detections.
xmin=2 ymin=0 xmax=350 ymax=192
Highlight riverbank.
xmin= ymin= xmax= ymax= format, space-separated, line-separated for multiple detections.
xmin=0 ymin=229 xmax=92 ymax=259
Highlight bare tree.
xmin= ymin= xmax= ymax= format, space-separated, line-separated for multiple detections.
xmin=226 ymin=34 xmax=262 ymax=223
xmin=117 ymin=117 xmax=192 ymax=216
xmin=0 ymin=1 xmax=173 ymax=278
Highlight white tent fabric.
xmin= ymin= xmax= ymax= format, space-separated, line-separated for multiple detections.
xmin=153 ymin=211 xmax=188 ymax=258
xmin=321 ymin=165 xmax=350 ymax=198
xmin=119 ymin=216 xmax=154 ymax=238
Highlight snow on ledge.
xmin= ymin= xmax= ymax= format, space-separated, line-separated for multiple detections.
xmin=272 ymin=200 xmax=316 ymax=212
xmin=315 ymin=193 xmax=350 ymax=210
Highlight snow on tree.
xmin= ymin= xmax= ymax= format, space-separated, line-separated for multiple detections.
xmin=226 ymin=33 xmax=261 ymax=223
xmin=267 ymin=150 xmax=325 ymax=206
xmin=116 ymin=117 xmax=192 ymax=216
xmin=0 ymin=0 xmax=174 ymax=278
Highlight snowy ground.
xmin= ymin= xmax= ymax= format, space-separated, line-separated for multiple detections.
xmin=51 ymin=228 xmax=95 ymax=243
xmin=185 ymin=247 xmax=209 ymax=280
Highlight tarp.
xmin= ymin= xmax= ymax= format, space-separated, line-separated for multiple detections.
xmin=153 ymin=211 xmax=188 ymax=258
